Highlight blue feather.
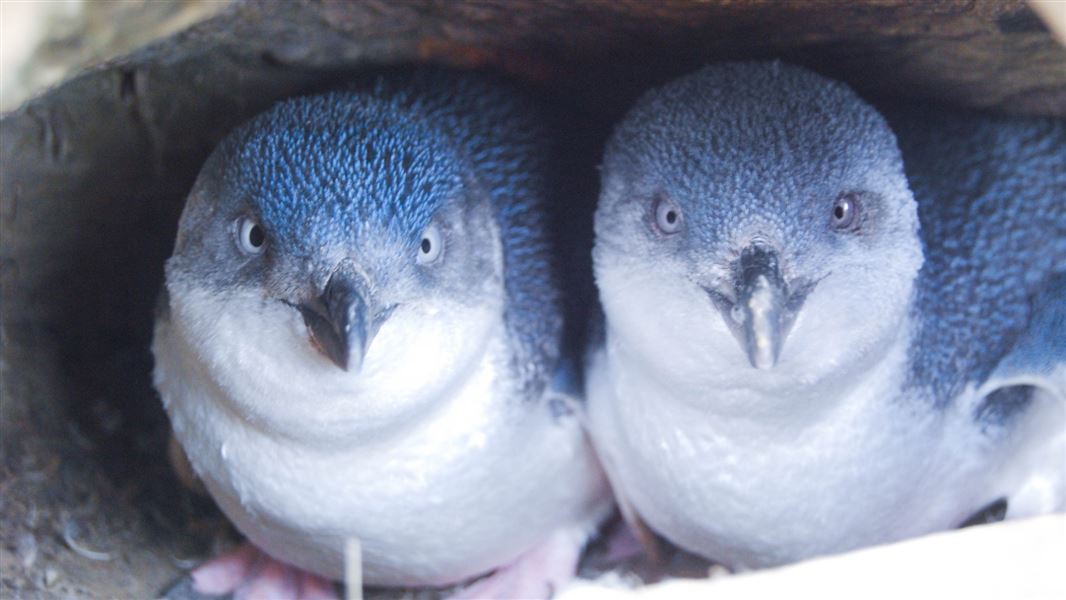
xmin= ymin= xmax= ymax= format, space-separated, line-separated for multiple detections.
xmin=990 ymin=272 xmax=1066 ymax=382
xmin=886 ymin=106 xmax=1066 ymax=405
xmin=216 ymin=87 xmax=461 ymax=250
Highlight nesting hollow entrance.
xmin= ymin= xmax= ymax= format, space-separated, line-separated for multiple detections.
xmin=1 ymin=1 xmax=1064 ymax=596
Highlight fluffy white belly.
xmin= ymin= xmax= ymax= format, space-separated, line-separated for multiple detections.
xmin=155 ymin=322 xmax=608 ymax=585
xmin=586 ymin=342 xmax=1016 ymax=569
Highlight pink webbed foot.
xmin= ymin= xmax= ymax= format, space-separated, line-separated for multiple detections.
xmin=187 ymin=543 xmax=338 ymax=600
xmin=450 ymin=529 xmax=587 ymax=600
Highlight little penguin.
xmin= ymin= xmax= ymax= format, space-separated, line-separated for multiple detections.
xmin=152 ymin=69 xmax=611 ymax=598
xmin=586 ymin=61 xmax=1065 ymax=569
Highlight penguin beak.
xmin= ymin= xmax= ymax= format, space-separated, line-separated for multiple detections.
xmin=707 ymin=244 xmax=813 ymax=370
xmin=298 ymin=268 xmax=384 ymax=372
xmin=734 ymin=245 xmax=788 ymax=369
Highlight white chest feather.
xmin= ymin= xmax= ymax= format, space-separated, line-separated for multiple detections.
xmin=153 ymin=288 xmax=608 ymax=585
xmin=587 ymin=329 xmax=1036 ymax=568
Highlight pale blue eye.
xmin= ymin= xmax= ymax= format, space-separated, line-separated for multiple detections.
xmin=654 ymin=197 xmax=683 ymax=234
xmin=238 ymin=217 xmax=266 ymax=254
xmin=831 ymin=193 xmax=860 ymax=231
xmin=417 ymin=223 xmax=443 ymax=264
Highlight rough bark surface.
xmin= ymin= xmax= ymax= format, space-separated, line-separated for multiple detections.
xmin=1 ymin=1 xmax=1063 ymax=597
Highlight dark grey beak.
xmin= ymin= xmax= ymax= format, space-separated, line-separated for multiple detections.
xmin=708 ymin=244 xmax=812 ymax=370
xmin=298 ymin=268 xmax=379 ymax=372
xmin=734 ymin=245 xmax=788 ymax=369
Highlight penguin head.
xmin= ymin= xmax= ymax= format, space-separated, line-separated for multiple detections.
xmin=162 ymin=88 xmax=504 ymax=438
xmin=595 ymin=62 xmax=923 ymax=394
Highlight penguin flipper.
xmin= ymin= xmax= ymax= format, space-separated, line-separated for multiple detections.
xmin=975 ymin=273 xmax=1066 ymax=519
xmin=979 ymin=272 xmax=1066 ymax=404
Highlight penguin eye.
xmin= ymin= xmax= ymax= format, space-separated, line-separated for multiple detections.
xmin=417 ymin=223 xmax=443 ymax=265
xmin=653 ymin=196 xmax=683 ymax=235
xmin=237 ymin=217 xmax=266 ymax=254
xmin=830 ymin=193 xmax=861 ymax=231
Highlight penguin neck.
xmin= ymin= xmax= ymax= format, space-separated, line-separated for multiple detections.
xmin=605 ymin=318 xmax=915 ymax=428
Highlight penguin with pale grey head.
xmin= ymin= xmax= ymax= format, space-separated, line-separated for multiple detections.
xmin=587 ymin=61 xmax=1065 ymax=569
